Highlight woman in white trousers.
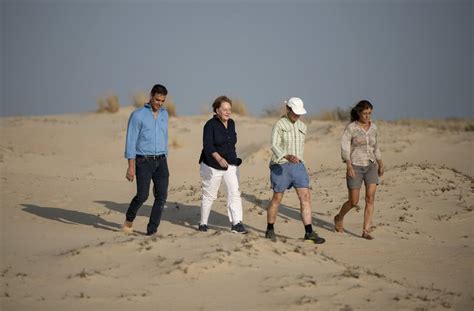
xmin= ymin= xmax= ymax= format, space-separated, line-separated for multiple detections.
xmin=198 ymin=96 xmax=248 ymax=234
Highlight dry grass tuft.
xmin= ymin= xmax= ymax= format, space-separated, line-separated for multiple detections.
xmin=132 ymin=91 xmax=148 ymax=108
xmin=231 ymin=98 xmax=248 ymax=116
xmin=389 ymin=118 xmax=474 ymax=132
xmin=312 ymin=107 xmax=351 ymax=121
xmin=465 ymin=123 xmax=474 ymax=132
xmin=262 ymin=103 xmax=286 ymax=117
xmin=97 ymin=94 xmax=120 ymax=113
xmin=170 ymin=138 xmax=181 ymax=149
xmin=164 ymin=97 xmax=177 ymax=117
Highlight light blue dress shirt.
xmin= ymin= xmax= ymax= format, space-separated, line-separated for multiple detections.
xmin=124 ymin=104 xmax=168 ymax=159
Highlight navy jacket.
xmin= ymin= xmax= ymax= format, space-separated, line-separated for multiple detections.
xmin=199 ymin=115 xmax=242 ymax=170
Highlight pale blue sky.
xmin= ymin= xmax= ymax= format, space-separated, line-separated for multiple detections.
xmin=1 ymin=0 xmax=472 ymax=119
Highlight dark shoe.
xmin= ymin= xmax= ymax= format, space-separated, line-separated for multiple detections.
xmin=304 ymin=231 xmax=326 ymax=244
xmin=198 ymin=224 xmax=209 ymax=232
xmin=265 ymin=229 xmax=276 ymax=242
xmin=362 ymin=231 xmax=374 ymax=240
xmin=146 ymin=230 xmax=157 ymax=236
xmin=231 ymin=222 xmax=248 ymax=234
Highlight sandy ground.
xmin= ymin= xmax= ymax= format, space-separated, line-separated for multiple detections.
xmin=1 ymin=107 xmax=473 ymax=310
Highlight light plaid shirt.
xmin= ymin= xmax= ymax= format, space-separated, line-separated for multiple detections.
xmin=341 ymin=121 xmax=382 ymax=166
xmin=270 ymin=116 xmax=307 ymax=166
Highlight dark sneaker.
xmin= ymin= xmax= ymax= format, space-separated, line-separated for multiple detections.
xmin=265 ymin=229 xmax=276 ymax=242
xmin=146 ymin=230 xmax=157 ymax=236
xmin=304 ymin=231 xmax=326 ymax=244
xmin=231 ymin=222 xmax=248 ymax=234
xmin=198 ymin=224 xmax=209 ymax=232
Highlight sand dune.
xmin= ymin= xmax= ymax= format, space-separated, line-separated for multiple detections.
xmin=0 ymin=108 xmax=472 ymax=310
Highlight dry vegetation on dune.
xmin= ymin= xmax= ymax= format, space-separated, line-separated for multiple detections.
xmin=259 ymin=102 xmax=471 ymax=127
xmin=261 ymin=103 xmax=286 ymax=118
xmin=230 ymin=98 xmax=248 ymax=116
xmin=388 ymin=118 xmax=474 ymax=132
xmin=97 ymin=94 xmax=120 ymax=113
xmin=307 ymin=106 xmax=473 ymax=129
xmin=163 ymin=98 xmax=177 ymax=117
xmin=307 ymin=103 xmax=473 ymax=126
xmin=131 ymin=91 xmax=148 ymax=108
xmin=261 ymin=104 xmax=351 ymax=121
xmin=312 ymin=107 xmax=351 ymax=122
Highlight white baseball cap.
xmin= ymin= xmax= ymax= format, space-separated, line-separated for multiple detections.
xmin=286 ymin=97 xmax=307 ymax=115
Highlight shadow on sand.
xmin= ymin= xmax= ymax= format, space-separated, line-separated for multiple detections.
xmin=21 ymin=204 xmax=121 ymax=232
xmin=241 ymin=191 xmax=359 ymax=237
xmin=95 ymin=200 xmax=263 ymax=235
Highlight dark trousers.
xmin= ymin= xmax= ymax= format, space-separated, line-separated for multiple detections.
xmin=126 ymin=157 xmax=169 ymax=234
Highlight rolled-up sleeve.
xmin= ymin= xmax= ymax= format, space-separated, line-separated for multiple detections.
xmin=124 ymin=113 xmax=140 ymax=159
xmin=203 ymin=122 xmax=217 ymax=156
xmin=340 ymin=125 xmax=352 ymax=163
xmin=271 ymin=123 xmax=285 ymax=162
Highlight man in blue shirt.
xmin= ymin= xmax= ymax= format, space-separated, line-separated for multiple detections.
xmin=123 ymin=84 xmax=169 ymax=236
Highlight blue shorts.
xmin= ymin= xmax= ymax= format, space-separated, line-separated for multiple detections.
xmin=270 ymin=162 xmax=310 ymax=193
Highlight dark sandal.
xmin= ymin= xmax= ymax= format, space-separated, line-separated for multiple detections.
xmin=362 ymin=231 xmax=374 ymax=240
xmin=334 ymin=215 xmax=344 ymax=233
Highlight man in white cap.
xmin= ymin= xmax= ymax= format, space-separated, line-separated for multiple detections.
xmin=265 ymin=97 xmax=326 ymax=244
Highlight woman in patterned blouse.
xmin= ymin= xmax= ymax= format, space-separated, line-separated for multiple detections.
xmin=334 ymin=100 xmax=384 ymax=240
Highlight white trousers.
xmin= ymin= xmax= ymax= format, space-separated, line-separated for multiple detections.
xmin=200 ymin=163 xmax=243 ymax=226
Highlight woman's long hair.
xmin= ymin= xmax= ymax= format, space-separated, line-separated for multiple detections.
xmin=350 ymin=100 xmax=373 ymax=122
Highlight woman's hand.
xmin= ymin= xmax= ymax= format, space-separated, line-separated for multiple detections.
xmin=346 ymin=163 xmax=355 ymax=178
xmin=217 ymin=157 xmax=229 ymax=168
xmin=211 ymin=152 xmax=228 ymax=168
xmin=378 ymin=162 xmax=384 ymax=177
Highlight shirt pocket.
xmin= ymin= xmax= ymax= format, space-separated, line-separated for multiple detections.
xmin=280 ymin=127 xmax=290 ymax=143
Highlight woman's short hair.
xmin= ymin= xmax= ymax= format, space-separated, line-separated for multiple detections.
xmin=212 ymin=95 xmax=232 ymax=113
xmin=351 ymin=100 xmax=373 ymax=122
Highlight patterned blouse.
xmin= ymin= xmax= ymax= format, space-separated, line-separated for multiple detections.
xmin=341 ymin=121 xmax=382 ymax=167
xmin=270 ymin=116 xmax=307 ymax=166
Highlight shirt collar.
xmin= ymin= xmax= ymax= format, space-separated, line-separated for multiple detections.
xmin=144 ymin=103 xmax=164 ymax=112
xmin=356 ymin=120 xmax=372 ymax=131
xmin=283 ymin=114 xmax=299 ymax=125
xmin=213 ymin=114 xmax=230 ymax=125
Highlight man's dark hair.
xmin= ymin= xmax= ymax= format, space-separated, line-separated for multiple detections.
xmin=150 ymin=84 xmax=168 ymax=96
